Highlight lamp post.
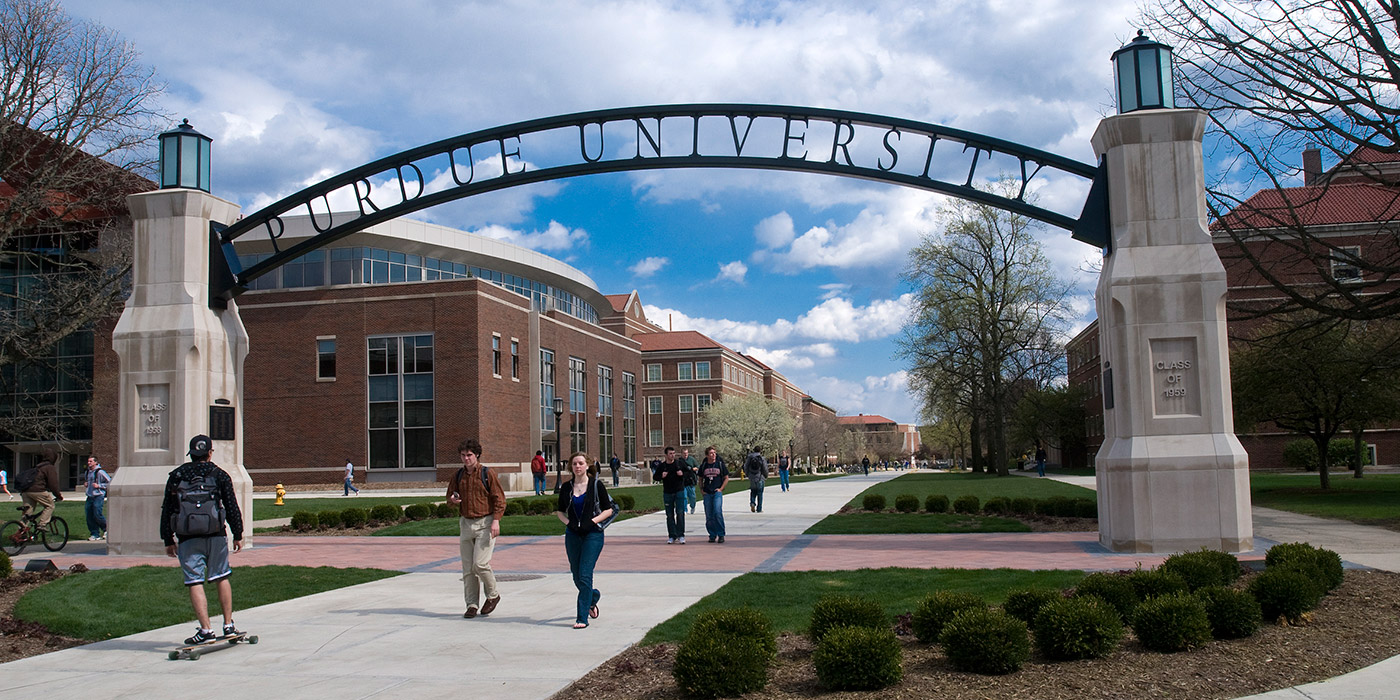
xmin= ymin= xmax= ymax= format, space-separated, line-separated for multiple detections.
xmin=552 ymin=396 xmax=565 ymax=492
xmin=158 ymin=119 xmax=213 ymax=191
xmin=788 ymin=439 xmax=794 ymax=473
xmin=1111 ymin=30 xmax=1175 ymax=114
xmin=822 ymin=441 xmax=828 ymax=472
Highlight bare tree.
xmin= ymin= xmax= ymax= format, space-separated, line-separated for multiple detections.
xmin=1142 ymin=1 xmax=1400 ymax=322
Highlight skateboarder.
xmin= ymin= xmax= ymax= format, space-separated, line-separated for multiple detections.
xmin=161 ymin=434 xmax=245 ymax=645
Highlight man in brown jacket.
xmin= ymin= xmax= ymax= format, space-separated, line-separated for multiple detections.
xmin=20 ymin=447 xmax=64 ymax=528
xmin=446 ymin=438 xmax=506 ymax=618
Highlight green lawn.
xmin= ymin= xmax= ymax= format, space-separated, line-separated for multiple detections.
xmin=841 ymin=472 xmax=1095 ymax=509
xmin=254 ymin=495 xmax=445 ymax=521
xmin=14 ymin=565 xmax=402 ymax=640
xmin=1251 ymin=472 xmax=1400 ymax=528
xmin=640 ymin=567 xmax=1085 ymax=645
xmin=804 ymin=512 xmax=1031 ymax=535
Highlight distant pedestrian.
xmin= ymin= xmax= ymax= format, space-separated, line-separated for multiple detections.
xmin=681 ymin=447 xmax=699 ymax=514
xmin=554 ymin=452 xmax=613 ymax=629
xmin=777 ymin=451 xmax=790 ymax=492
xmin=0 ymin=465 xmax=9 ymax=499
xmin=343 ymin=458 xmax=360 ymax=496
xmin=447 ymin=438 xmax=506 ymax=619
xmin=609 ymin=453 xmax=621 ymax=487
xmin=744 ymin=447 xmax=767 ymax=513
xmin=653 ymin=447 xmax=691 ymax=544
xmin=1035 ymin=444 xmax=1047 ymax=477
xmin=698 ymin=446 xmax=729 ymax=543
xmin=531 ymin=450 xmax=548 ymax=495
xmin=83 ymin=456 xmax=111 ymax=540
xmin=861 ymin=456 xmax=870 ymax=475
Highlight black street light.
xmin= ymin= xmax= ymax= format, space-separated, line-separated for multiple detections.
xmin=158 ymin=119 xmax=212 ymax=191
xmin=822 ymin=441 xmax=828 ymax=472
xmin=1112 ymin=30 xmax=1175 ymax=114
xmin=552 ymin=396 xmax=565 ymax=491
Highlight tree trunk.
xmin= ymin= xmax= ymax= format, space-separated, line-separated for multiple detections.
xmin=1352 ymin=427 xmax=1366 ymax=479
xmin=969 ymin=413 xmax=983 ymax=473
xmin=992 ymin=397 xmax=1008 ymax=477
xmin=1315 ymin=436 xmax=1332 ymax=490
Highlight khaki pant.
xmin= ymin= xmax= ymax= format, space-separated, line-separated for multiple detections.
xmin=458 ymin=515 xmax=499 ymax=610
xmin=22 ymin=491 xmax=55 ymax=527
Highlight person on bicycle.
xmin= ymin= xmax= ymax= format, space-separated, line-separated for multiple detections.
xmin=20 ymin=447 xmax=63 ymax=529
xmin=160 ymin=435 xmax=245 ymax=645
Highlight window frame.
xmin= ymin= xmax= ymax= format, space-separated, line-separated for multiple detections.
xmin=316 ymin=336 xmax=337 ymax=382
xmin=646 ymin=363 xmax=662 ymax=382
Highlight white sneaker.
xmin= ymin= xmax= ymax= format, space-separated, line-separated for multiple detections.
xmin=667 ymin=538 xmax=675 ymax=544
xmin=678 ymin=537 xmax=686 ymax=544
xmin=87 ymin=536 xmax=100 ymax=541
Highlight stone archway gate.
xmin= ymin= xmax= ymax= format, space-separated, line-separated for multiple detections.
xmin=107 ymin=104 xmax=1249 ymax=556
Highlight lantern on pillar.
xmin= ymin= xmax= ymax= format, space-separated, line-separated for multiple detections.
xmin=158 ymin=119 xmax=213 ymax=191
xmin=1112 ymin=30 xmax=1175 ymax=114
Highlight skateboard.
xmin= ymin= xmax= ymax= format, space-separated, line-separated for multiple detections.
xmin=167 ymin=631 xmax=258 ymax=660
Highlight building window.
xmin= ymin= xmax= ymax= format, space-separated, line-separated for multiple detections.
xmin=569 ymin=357 xmax=586 ymax=454
xmin=491 ymin=335 xmax=501 ymax=377
xmin=680 ymin=427 xmax=695 ymax=446
xmin=646 ymin=363 xmax=662 ymax=382
xmin=540 ymin=348 xmax=556 ymax=433
xmin=598 ymin=365 xmax=614 ymax=460
xmin=649 ymin=428 xmax=664 ymax=447
xmin=679 ymin=395 xmax=694 ymax=413
xmin=367 ymin=335 xmax=434 ymax=470
xmin=510 ymin=339 xmax=519 ymax=379
xmin=696 ymin=361 xmax=711 ymax=379
xmin=678 ymin=362 xmax=693 ymax=381
xmin=648 ymin=396 xmax=663 ymax=414
xmin=622 ymin=371 xmax=637 ymax=463
xmin=697 ymin=394 xmax=712 ymax=412
xmin=1331 ymin=246 xmax=1362 ymax=281
xmin=317 ymin=338 xmax=336 ymax=380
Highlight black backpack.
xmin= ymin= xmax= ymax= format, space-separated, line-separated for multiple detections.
xmin=171 ymin=470 xmax=226 ymax=537
xmin=14 ymin=465 xmax=37 ymax=493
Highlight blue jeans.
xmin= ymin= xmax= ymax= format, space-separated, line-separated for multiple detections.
xmin=533 ymin=473 xmax=547 ymax=495
xmin=685 ymin=484 xmax=697 ymax=511
xmin=564 ymin=529 xmax=604 ymax=625
xmin=662 ymin=490 xmax=686 ymax=539
xmin=343 ymin=477 xmax=359 ymax=495
xmin=779 ymin=469 xmax=790 ymax=491
xmin=1036 ymin=459 xmax=1046 ymax=477
xmin=84 ymin=493 xmax=106 ymax=537
xmin=702 ymin=491 xmax=725 ymax=539
xmin=750 ymin=484 xmax=764 ymax=512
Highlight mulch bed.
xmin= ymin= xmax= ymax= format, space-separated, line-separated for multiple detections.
xmin=0 ymin=568 xmax=87 ymax=664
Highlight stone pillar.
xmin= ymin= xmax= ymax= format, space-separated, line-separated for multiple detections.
xmin=1092 ymin=109 xmax=1252 ymax=554
xmin=107 ymin=189 xmax=251 ymax=555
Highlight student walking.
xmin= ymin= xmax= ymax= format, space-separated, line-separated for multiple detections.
xmin=531 ymin=450 xmax=548 ymax=495
xmin=554 ymin=452 xmax=613 ymax=629
xmin=698 ymin=446 xmax=729 ymax=543
xmin=82 ymin=456 xmax=111 ymax=539
xmin=160 ymin=435 xmax=245 ymax=645
xmin=343 ymin=458 xmax=360 ymax=496
xmin=744 ymin=447 xmax=767 ymax=513
xmin=447 ymin=438 xmax=506 ymax=619
xmin=681 ymin=447 xmax=699 ymax=514
xmin=1035 ymin=443 xmax=1048 ymax=477
xmin=653 ymin=447 xmax=692 ymax=543
xmin=777 ymin=451 xmax=791 ymax=492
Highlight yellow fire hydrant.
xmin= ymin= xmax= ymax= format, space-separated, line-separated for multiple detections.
xmin=274 ymin=483 xmax=286 ymax=506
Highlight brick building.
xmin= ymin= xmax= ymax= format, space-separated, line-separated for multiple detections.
xmin=835 ymin=414 xmax=922 ymax=462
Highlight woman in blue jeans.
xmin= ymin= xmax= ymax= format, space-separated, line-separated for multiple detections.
xmin=554 ymin=452 xmax=613 ymax=629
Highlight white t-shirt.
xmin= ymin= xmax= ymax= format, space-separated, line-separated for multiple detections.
xmin=345 ymin=461 xmax=354 ymax=480
xmin=0 ymin=470 xmax=7 ymax=486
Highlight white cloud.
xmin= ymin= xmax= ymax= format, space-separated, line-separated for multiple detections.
xmin=715 ymin=261 xmax=748 ymax=284
xmin=470 ymin=221 xmax=588 ymax=252
xmin=819 ymin=283 xmax=850 ymax=300
xmin=630 ymin=257 xmax=669 ymax=278
xmin=754 ymin=212 xmax=795 ymax=249
xmin=798 ymin=371 xmax=918 ymax=423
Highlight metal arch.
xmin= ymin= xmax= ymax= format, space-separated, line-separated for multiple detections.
xmin=214 ymin=104 xmax=1106 ymax=301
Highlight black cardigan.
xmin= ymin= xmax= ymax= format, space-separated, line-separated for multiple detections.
xmin=555 ymin=475 xmax=612 ymax=535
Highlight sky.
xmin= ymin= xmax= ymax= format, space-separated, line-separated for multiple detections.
xmin=63 ymin=0 xmax=1146 ymax=425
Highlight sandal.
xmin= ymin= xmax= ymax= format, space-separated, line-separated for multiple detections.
xmin=573 ymin=622 xmax=588 ymax=629
xmin=590 ymin=604 xmax=599 ymax=619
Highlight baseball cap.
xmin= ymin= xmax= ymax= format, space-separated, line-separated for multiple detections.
xmin=188 ymin=434 xmax=212 ymax=459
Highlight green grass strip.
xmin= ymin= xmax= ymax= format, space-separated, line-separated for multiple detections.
xmin=843 ymin=472 xmax=1095 ymax=509
xmin=805 ymin=512 xmax=1031 ymax=534
xmin=14 ymin=565 xmax=402 ymax=641
xmin=1251 ymin=473 xmax=1400 ymax=527
xmin=641 ymin=567 xmax=1085 ymax=645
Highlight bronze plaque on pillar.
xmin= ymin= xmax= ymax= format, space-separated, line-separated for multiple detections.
xmin=209 ymin=405 xmax=236 ymax=441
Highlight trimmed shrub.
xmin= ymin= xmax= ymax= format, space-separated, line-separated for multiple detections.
xmin=370 ymin=504 xmax=403 ymax=524
xmin=940 ymin=608 xmax=1031 ymax=675
xmin=0 ymin=550 xmax=11 ymax=579
xmin=952 ymin=494 xmax=980 ymax=514
xmin=1074 ymin=572 xmax=1139 ymax=619
xmin=862 ymin=494 xmax=887 ymax=512
xmin=1009 ymin=497 xmax=1036 ymax=515
xmin=1131 ymin=592 xmax=1213 ymax=652
xmin=1283 ymin=438 xmax=1374 ymax=471
xmin=290 ymin=510 xmax=319 ymax=531
xmin=1160 ymin=549 xmax=1241 ymax=591
xmin=1033 ymin=596 xmax=1124 ymax=660
xmin=924 ymin=494 xmax=949 ymax=513
xmin=1249 ymin=568 xmax=1323 ymax=623
xmin=504 ymin=500 xmax=525 ymax=516
xmin=403 ymin=503 xmax=433 ymax=521
xmin=809 ymin=594 xmax=887 ymax=643
xmin=318 ymin=509 xmax=343 ymax=529
xmin=1195 ymin=586 xmax=1262 ymax=639
xmin=982 ymin=496 xmax=1011 ymax=515
xmin=433 ymin=502 xmax=454 ymax=519
xmin=341 ymin=507 xmax=368 ymax=528
xmin=528 ymin=499 xmax=555 ymax=515
xmin=1266 ymin=542 xmax=1344 ymax=592
xmin=894 ymin=494 xmax=919 ymax=513
xmin=1282 ymin=438 xmax=1318 ymax=471
xmin=911 ymin=591 xmax=986 ymax=643
xmin=813 ymin=625 xmax=903 ymax=691
xmin=614 ymin=493 xmax=635 ymax=510
xmin=1073 ymin=498 xmax=1098 ymax=518
xmin=673 ymin=608 xmax=775 ymax=698
xmin=1127 ymin=569 xmax=1188 ymax=601
xmin=1038 ymin=496 xmax=1076 ymax=517
xmin=1002 ymin=588 xmax=1063 ymax=624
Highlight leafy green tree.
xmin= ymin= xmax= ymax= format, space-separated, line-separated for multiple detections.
xmin=696 ymin=393 xmax=795 ymax=466
xmin=1012 ymin=384 xmax=1090 ymax=470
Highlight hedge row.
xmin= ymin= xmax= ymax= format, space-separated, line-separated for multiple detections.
xmin=861 ymin=493 xmax=1098 ymax=518
xmin=289 ymin=492 xmax=640 ymax=531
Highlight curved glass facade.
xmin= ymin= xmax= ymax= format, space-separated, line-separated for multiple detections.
xmin=239 ymin=245 xmax=600 ymax=325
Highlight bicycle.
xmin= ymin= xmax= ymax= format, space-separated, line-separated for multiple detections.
xmin=1 ymin=506 xmax=69 ymax=556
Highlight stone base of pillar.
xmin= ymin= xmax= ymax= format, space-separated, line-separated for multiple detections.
xmin=1097 ymin=433 xmax=1252 ymax=553
xmin=108 ymin=464 xmax=253 ymax=556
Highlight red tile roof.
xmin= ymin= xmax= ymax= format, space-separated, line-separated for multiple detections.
xmin=838 ymin=414 xmax=897 ymax=426
xmin=1214 ymin=181 xmax=1400 ymax=229
xmin=603 ymin=293 xmax=633 ymax=313
xmin=637 ymin=330 xmax=723 ymax=352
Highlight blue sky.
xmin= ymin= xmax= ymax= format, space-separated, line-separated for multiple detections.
xmin=65 ymin=0 xmax=1146 ymax=424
